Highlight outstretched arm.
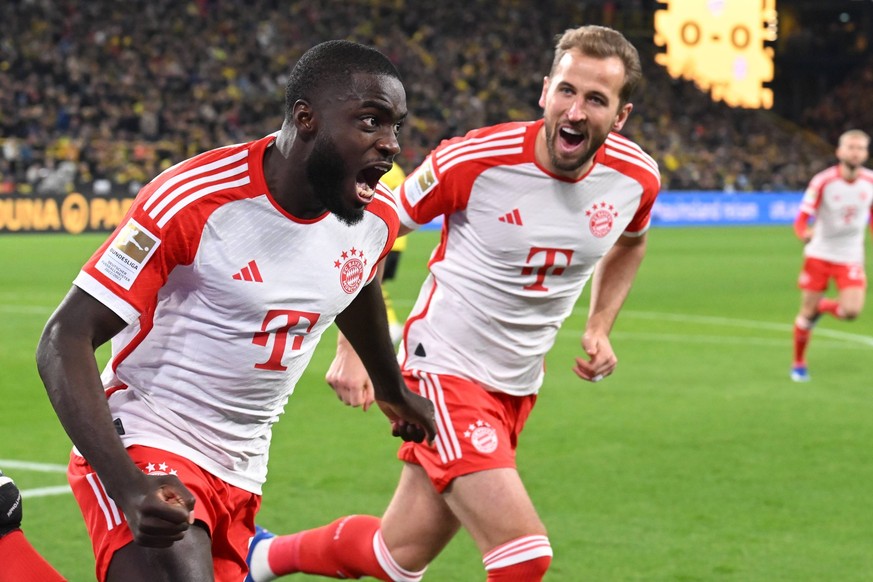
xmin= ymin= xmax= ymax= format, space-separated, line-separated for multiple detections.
xmin=36 ymin=287 xmax=196 ymax=547
xmin=574 ymin=232 xmax=648 ymax=382
xmin=334 ymin=277 xmax=436 ymax=444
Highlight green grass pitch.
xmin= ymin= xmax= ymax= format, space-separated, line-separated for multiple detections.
xmin=2 ymin=226 xmax=872 ymax=581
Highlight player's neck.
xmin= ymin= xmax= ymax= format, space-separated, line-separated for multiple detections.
xmin=839 ymin=163 xmax=859 ymax=182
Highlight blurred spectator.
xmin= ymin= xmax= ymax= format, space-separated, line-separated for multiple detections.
xmin=0 ymin=0 xmax=845 ymax=196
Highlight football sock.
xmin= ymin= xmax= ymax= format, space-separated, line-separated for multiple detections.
xmin=257 ymin=515 xmax=424 ymax=582
xmin=0 ymin=530 xmax=67 ymax=582
xmin=483 ymin=535 xmax=553 ymax=581
xmin=817 ymin=298 xmax=843 ymax=319
xmin=793 ymin=318 xmax=812 ymax=366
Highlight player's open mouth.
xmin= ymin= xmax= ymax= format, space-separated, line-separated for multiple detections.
xmin=558 ymin=126 xmax=586 ymax=151
xmin=355 ymin=165 xmax=391 ymax=204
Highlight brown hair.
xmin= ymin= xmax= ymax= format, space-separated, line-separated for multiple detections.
xmin=550 ymin=25 xmax=642 ymax=106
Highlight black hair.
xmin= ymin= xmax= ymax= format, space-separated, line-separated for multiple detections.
xmin=285 ymin=40 xmax=402 ymax=119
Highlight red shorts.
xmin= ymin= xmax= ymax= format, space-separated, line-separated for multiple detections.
xmin=68 ymin=445 xmax=260 ymax=582
xmin=398 ymin=371 xmax=536 ymax=493
xmin=798 ymin=257 xmax=867 ymax=292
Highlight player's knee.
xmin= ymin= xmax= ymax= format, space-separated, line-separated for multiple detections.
xmin=483 ymin=535 xmax=552 ymax=581
xmin=795 ymin=315 xmax=815 ymax=329
xmin=841 ymin=307 xmax=860 ymax=320
xmin=374 ymin=530 xmax=428 ymax=582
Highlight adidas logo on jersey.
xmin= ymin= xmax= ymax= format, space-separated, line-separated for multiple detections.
xmin=232 ymin=260 xmax=263 ymax=282
xmin=498 ymin=208 xmax=523 ymax=225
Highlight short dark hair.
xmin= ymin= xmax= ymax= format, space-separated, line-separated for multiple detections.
xmin=285 ymin=40 xmax=402 ymax=119
xmin=551 ymin=25 xmax=642 ymax=106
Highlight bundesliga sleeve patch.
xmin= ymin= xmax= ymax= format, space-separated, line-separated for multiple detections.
xmin=403 ymin=159 xmax=438 ymax=208
xmin=95 ymin=218 xmax=161 ymax=290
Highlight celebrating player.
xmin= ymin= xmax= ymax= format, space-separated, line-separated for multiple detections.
xmin=36 ymin=40 xmax=435 ymax=582
xmin=245 ymin=25 xmax=660 ymax=581
xmin=791 ymin=129 xmax=873 ymax=382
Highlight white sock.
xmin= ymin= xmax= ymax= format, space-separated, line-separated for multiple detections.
xmin=247 ymin=536 xmax=277 ymax=582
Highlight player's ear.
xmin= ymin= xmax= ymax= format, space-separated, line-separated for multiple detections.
xmin=292 ymin=100 xmax=316 ymax=136
xmin=538 ymin=76 xmax=550 ymax=109
xmin=612 ymin=102 xmax=633 ymax=131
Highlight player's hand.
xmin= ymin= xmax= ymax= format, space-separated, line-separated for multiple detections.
xmin=802 ymin=228 xmax=813 ymax=244
xmin=116 ymin=473 xmax=196 ymax=548
xmin=573 ymin=331 xmax=618 ymax=383
xmin=376 ymin=389 xmax=437 ymax=445
xmin=326 ymin=339 xmax=376 ymax=410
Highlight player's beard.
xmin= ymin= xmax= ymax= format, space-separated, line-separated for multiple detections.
xmin=306 ymin=134 xmax=365 ymax=226
xmin=543 ymin=122 xmax=604 ymax=173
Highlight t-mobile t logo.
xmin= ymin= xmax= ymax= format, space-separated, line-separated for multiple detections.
xmin=252 ymin=309 xmax=321 ymax=371
xmin=521 ymin=247 xmax=573 ymax=292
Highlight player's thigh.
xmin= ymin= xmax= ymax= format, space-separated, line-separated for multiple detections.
xmin=444 ymin=467 xmax=546 ymax=554
xmin=106 ymin=522 xmax=213 ymax=582
xmin=381 ymin=463 xmax=461 ymax=569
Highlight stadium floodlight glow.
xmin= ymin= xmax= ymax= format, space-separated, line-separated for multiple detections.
xmin=654 ymin=0 xmax=778 ymax=109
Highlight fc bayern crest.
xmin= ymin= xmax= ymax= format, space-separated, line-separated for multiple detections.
xmin=586 ymin=202 xmax=619 ymax=238
xmin=464 ymin=420 xmax=498 ymax=454
xmin=334 ymin=247 xmax=368 ymax=294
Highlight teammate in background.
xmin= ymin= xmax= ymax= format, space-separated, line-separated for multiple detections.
xmin=791 ymin=129 xmax=873 ymax=382
xmin=379 ymin=162 xmax=409 ymax=344
xmin=36 ymin=40 xmax=435 ymax=582
xmin=0 ymin=471 xmax=67 ymax=582
xmin=246 ymin=25 xmax=660 ymax=581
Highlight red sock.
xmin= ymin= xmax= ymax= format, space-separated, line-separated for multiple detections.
xmin=0 ymin=530 xmax=66 ymax=582
xmin=267 ymin=515 xmax=390 ymax=580
xmin=817 ymin=298 xmax=842 ymax=318
xmin=793 ymin=323 xmax=811 ymax=366
xmin=486 ymin=555 xmax=553 ymax=581
xmin=483 ymin=535 xmax=552 ymax=581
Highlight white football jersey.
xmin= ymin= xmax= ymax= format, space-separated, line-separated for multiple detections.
xmin=799 ymin=165 xmax=873 ymax=264
xmin=74 ymin=135 xmax=399 ymax=493
xmin=395 ymin=121 xmax=660 ymax=396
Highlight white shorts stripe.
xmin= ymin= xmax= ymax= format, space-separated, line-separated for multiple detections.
xmin=418 ymin=372 xmax=463 ymax=463
xmin=418 ymin=373 xmax=455 ymax=463
xmin=85 ymin=473 xmax=123 ymax=531
xmin=483 ymin=535 xmax=553 ymax=570
xmin=372 ymin=528 xmax=426 ymax=582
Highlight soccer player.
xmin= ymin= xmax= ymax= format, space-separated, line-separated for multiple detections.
xmin=791 ymin=129 xmax=873 ymax=382
xmin=35 ymin=40 xmax=436 ymax=582
xmin=245 ymin=25 xmax=660 ymax=581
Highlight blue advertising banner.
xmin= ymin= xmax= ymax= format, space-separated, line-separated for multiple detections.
xmin=649 ymin=192 xmax=803 ymax=227
xmin=415 ymin=192 xmax=804 ymax=231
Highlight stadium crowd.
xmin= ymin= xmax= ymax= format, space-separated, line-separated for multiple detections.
xmin=0 ymin=0 xmax=862 ymax=197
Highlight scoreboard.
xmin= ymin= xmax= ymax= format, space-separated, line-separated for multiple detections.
xmin=654 ymin=0 xmax=779 ymax=108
